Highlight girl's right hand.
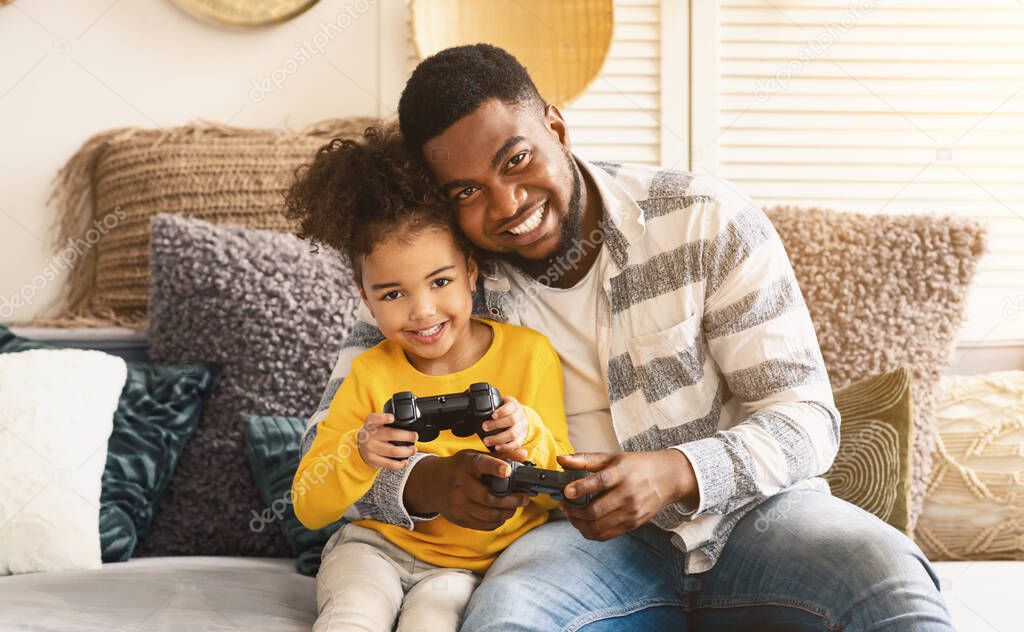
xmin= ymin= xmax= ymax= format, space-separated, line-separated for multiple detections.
xmin=357 ymin=413 xmax=418 ymax=470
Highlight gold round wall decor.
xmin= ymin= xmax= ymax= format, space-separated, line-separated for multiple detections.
xmin=411 ymin=0 xmax=614 ymax=108
xmin=170 ymin=0 xmax=320 ymax=28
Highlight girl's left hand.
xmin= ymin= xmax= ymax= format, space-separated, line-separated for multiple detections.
xmin=479 ymin=396 xmax=530 ymax=462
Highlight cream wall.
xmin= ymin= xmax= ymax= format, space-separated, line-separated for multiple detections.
xmin=0 ymin=0 xmax=401 ymax=324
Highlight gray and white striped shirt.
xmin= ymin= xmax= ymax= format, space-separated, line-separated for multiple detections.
xmin=303 ymin=156 xmax=840 ymax=573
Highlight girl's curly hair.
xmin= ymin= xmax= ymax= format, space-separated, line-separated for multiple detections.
xmin=285 ymin=123 xmax=471 ymax=282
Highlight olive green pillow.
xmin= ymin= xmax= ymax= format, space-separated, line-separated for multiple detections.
xmin=825 ymin=368 xmax=913 ymax=535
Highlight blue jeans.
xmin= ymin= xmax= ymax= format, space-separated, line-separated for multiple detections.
xmin=461 ymin=489 xmax=953 ymax=631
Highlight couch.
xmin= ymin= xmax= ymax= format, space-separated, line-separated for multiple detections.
xmin=0 ymin=328 xmax=1017 ymax=632
xmin=2 ymin=122 xmax=1021 ymax=631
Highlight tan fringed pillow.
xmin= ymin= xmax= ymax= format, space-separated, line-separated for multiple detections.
xmin=40 ymin=117 xmax=375 ymax=329
xmin=826 ymin=368 xmax=914 ymax=535
xmin=915 ymin=371 xmax=1024 ymax=561
xmin=766 ymin=206 xmax=986 ymax=531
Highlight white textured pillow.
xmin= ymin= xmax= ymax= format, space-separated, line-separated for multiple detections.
xmin=915 ymin=370 xmax=1024 ymax=561
xmin=0 ymin=349 xmax=127 ymax=575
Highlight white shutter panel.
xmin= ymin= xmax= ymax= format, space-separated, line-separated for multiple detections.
xmin=402 ymin=0 xmax=668 ymax=165
xmin=564 ymin=0 xmax=662 ymax=164
xmin=704 ymin=0 xmax=1024 ymax=342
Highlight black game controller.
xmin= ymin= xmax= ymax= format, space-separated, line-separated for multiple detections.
xmin=383 ymin=382 xmax=503 ymax=451
xmin=484 ymin=460 xmax=592 ymax=507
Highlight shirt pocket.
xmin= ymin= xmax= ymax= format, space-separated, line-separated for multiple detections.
xmin=624 ymin=312 xmax=706 ymax=426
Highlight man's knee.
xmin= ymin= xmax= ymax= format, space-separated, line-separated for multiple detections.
xmin=461 ymin=572 xmax=535 ymax=632
xmin=736 ymin=493 xmax=941 ymax=597
xmin=798 ymin=499 xmax=937 ymax=591
xmin=751 ymin=492 xmax=946 ymax=624
xmin=461 ymin=521 xmax=679 ymax=632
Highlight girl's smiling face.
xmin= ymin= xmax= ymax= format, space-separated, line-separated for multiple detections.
xmin=358 ymin=225 xmax=479 ymax=372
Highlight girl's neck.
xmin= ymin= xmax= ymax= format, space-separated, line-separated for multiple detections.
xmin=406 ymin=319 xmax=494 ymax=376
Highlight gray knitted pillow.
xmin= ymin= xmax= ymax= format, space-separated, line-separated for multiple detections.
xmin=138 ymin=214 xmax=360 ymax=557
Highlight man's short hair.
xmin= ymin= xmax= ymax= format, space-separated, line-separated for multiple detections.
xmin=398 ymin=43 xmax=546 ymax=155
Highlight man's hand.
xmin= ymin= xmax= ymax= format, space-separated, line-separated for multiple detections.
xmin=404 ymin=450 xmax=529 ymax=531
xmin=479 ymin=395 xmax=529 ymax=462
xmin=559 ymin=450 xmax=699 ymax=541
xmin=357 ymin=413 xmax=418 ymax=470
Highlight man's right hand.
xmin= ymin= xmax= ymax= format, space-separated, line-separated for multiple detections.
xmin=403 ymin=450 xmax=529 ymax=531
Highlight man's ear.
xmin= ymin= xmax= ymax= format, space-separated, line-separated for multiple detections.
xmin=544 ymin=104 xmax=571 ymax=149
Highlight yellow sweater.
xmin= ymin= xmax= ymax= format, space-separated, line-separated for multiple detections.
xmin=292 ymin=319 xmax=572 ymax=573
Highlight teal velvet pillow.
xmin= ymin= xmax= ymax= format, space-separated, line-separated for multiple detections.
xmin=241 ymin=414 xmax=344 ymax=576
xmin=101 ymin=363 xmax=220 ymax=561
xmin=0 ymin=325 xmax=219 ymax=562
xmin=0 ymin=326 xmax=47 ymax=354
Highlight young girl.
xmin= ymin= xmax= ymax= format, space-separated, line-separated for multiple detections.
xmin=287 ymin=125 xmax=573 ymax=632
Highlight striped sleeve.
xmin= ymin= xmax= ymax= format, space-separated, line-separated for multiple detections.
xmin=671 ymin=180 xmax=840 ymax=520
xmin=301 ymin=301 xmax=437 ymax=529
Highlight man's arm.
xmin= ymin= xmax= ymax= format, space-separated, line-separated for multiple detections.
xmin=562 ymin=178 xmax=838 ymax=540
xmin=293 ymin=359 xmax=407 ymax=530
xmin=654 ymin=180 xmax=840 ymax=528
xmin=301 ymin=302 xmax=433 ymax=528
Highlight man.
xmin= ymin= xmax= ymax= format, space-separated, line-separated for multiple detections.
xmin=303 ymin=44 xmax=953 ymax=630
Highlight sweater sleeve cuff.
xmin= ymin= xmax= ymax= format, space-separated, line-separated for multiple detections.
xmin=648 ymin=445 xmax=698 ymax=529
xmin=376 ymin=452 xmax=439 ymax=529
xmin=673 ymin=438 xmax=736 ymax=518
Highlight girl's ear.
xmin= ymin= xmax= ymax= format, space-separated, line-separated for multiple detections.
xmin=466 ymin=254 xmax=479 ymax=291
xmin=355 ymin=272 xmax=374 ymax=317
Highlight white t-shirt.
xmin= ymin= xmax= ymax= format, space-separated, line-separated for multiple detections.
xmin=503 ymin=247 xmax=620 ymax=454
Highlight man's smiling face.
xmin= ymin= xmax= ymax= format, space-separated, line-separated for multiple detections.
xmin=423 ymin=98 xmax=583 ymax=270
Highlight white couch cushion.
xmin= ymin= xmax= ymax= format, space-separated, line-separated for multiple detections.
xmin=933 ymin=561 xmax=1024 ymax=632
xmin=0 ymin=556 xmax=315 ymax=631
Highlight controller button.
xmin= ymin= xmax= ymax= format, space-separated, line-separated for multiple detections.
xmin=397 ymin=403 xmax=415 ymax=419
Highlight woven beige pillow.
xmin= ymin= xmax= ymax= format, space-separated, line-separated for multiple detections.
xmin=915 ymin=371 xmax=1024 ymax=561
xmin=41 ymin=117 xmax=375 ymax=329
xmin=766 ymin=206 xmax=986 ymax=531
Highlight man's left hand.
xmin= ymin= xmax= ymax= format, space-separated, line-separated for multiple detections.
xmin=558 ymin=450 xmax=698 ymax=541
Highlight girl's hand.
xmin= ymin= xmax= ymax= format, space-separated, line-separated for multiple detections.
xmin=480 ymin=396 xmax=530 ymax=462
xmin=358 ymin=413 xmax=417 ymax=471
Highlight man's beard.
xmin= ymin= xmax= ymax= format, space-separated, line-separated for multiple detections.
xmin=499 ymin=147 xmax=585 ymax=281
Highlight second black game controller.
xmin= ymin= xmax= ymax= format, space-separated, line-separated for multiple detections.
xmin=383 ymin=382 xmax=503 ymax=450
xmin=484 ymin=460 xmax=592 ymax=506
